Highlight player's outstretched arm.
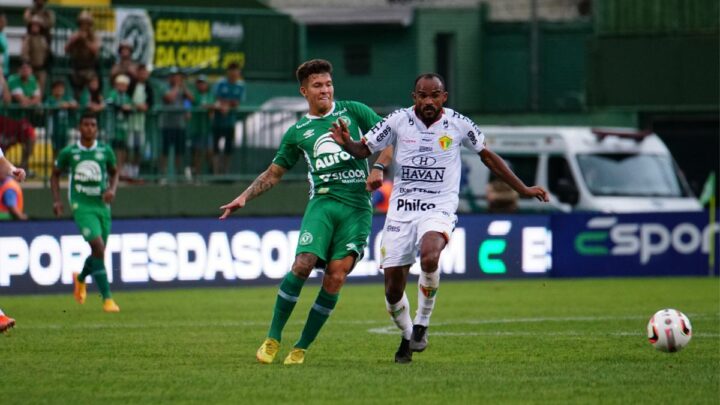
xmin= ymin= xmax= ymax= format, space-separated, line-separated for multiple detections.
xmin=219 ymin=163 xmax=287 ymax=219
xmin=330 ymin=119 xmax=371 ymax=159
xmin=479 ymin=148 xmax=549 ymax=202
xmin=0 ymin=157 xmax=25 ymax=182
xmin=366 ymin=145 xmax=394 ymax=191
xmin=50 ymin=167 xmax=64 ymax=216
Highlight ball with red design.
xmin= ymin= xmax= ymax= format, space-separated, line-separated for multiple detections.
xmin=647 ymin=309 xmax=692 ymax=352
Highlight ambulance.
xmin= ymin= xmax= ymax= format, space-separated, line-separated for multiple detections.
xmin=460 ymin=126 xmax=702 ymax=213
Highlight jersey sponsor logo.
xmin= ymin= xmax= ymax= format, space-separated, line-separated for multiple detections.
xmin=331 ymin=108 xmax=348 ymax=117
xmin=443 ymin=119 xmax=449 ymax=129
xmin=374 ymin=126 xmax=392 ymax=143
xmin=419 ymin=146 xmax=433 ymax=152
xmin=396 ymin=198 xmax=436 ymax=211
xmin=400 ymin=166 xmax=445 ymax=183
xmin=411 ymin=156 xmax=437 ymax=167
xmin=398 ymin=187 xmax=441 ymax=195
xmin=385 ymin=224 xmax=401 ymax=232
xmin=299 ymin=231 xmax=313 ymax=245
xmin=303 ymin=129 xmax=315 ymax=138
xmin=467 ymin=130 xmax=478 ymax=145
xmin=295 ymin=120 xmax=311 ymax=129
xmin=74 ymin=160 xmax=102 ymax=182
xmin=439 ymin=135 xmax=452 ymax=150
xmin=319 ymin=169 xmax=366 ymax=183
xmin=312 ymin=133 xmax=354 ymax=170
xmin=75 ymin=184 xmax=102 ymax=196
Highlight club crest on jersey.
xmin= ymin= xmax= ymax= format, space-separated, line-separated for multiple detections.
xmin=299 ymin=231 xmax=313 ymax=245
xmin=337 ymin=116 xmax=351 ymax=127
xmin=438 ymin=135 xmax=452 ymax=151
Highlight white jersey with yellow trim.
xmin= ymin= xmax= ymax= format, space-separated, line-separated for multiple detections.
xmin=363 ymin=106 xmax=485 ymax=221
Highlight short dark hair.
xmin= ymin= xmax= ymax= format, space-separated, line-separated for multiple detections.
xmin=414 ymin=73 xmax=446 ymax=91
xmin=227 ymin=62 xmax=241 ymax=71
xmin=296 ymin=59 xmax=333 ymax=85
xmin=80 ymin=112 xmax=97 ymax=123
xmin=51 ymin=79 xmax=65 ymax=89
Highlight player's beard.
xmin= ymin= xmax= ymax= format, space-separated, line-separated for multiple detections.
xmin=420 ymin=105 xmax=441 ymax=122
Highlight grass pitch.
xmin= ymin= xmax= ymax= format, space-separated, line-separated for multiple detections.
xmin=1 ymin=277 xmax=718 ymax=404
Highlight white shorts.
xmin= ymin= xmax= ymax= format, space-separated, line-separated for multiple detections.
xmin=380 ymin=212 xmax=457 ymax=268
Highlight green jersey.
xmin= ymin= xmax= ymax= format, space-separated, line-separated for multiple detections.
xmin=55 ymin=141 xmax=116 ymax=211
xmin=273 ymin=100 xmax=381 ymax=210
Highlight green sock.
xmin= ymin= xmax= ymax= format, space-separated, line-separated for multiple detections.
xmin=90 ymin=257 xmax=112 ymax=300
xmin=267 ymin=272 xmax=306 ymax=341
xmin=77 ymin=257 xmax=93 ymax=282
xmin=295 ymin=288 xmax=339 ymax=350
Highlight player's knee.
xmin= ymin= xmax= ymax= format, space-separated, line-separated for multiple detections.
xmin=324 ymin=271 xmax=347 ymax=292
xmin=420 ymin=251 xmax=441 ymax=273
xmin=291 ymin=254 xmax=316 ymax=279
xmin=385 ymin=284 xmax=403 ymax=304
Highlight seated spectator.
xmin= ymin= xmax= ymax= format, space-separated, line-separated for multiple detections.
xmin=0 ymin=167 xmax=26 ymax=220
xmin=21 ymin=15 xmax=49 ymax=94
xmin=79 ymin=74 xmax=104 ymax=114
xmin=45 ymin=80 xmax=77 ymax=156
xmin=0 ymin=67 xmax=11 ymax=105
xmin=8 ymin=62 xmax=42 ymax=108
xmin=190 ymin=74 xmax=215 ymax=179
xmin=212 ymin=62 xmax=245 ymax=174
xmin=127 ymin=64 xmax=153 ymax=178
xmin=106 ymin=74 xmax=133 ymax=176
xmin=110 ymin=40 xmax=138 ymax=85
xmin=159 ymin=67 xmax=192 ymax=180
xmin=65 ymin=11 xmax=100 ymax=100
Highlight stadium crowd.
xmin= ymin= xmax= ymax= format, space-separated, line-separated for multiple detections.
xmin=0 ymin=3 xmax=246 ymax=181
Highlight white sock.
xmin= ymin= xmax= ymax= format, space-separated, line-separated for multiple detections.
xmin=386 ymin=293 xmax=413 ymax=340
xmin=414 ymin=270 xmax=440 ymax=326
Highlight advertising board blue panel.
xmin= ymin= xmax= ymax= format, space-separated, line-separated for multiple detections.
xmin=0 ymin=215 xmax=551 ymax=294
xmin=552 ymin=212 xmax=719 ymax=277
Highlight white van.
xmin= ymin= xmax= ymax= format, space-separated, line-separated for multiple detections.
xmin=460 ymin=126 xmax=702 ymax=213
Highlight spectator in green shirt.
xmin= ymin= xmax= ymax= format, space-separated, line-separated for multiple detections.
xmin=45 ymin=80 xmax=78 ymax=157
xmin=106 ymin=74 xmax=133 ymax=176
xmin=190 ymin=74 xmax=215 ymax=179
xmin=9 ymin=62 xmax=42 ymax=108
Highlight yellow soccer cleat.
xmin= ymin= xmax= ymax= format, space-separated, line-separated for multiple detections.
xmin=256 ymin=338 xmax=280 ymax=364
xmin=73 ymin=272 xmax=86 ymax=304
xmin=283 ymin=348 xmax=306 ymax=365
xmin=103 ymin=299 xmax=120 ymax=313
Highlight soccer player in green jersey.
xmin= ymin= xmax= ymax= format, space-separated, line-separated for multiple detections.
xmin=220 ymin=59 xmax=392 ymax=365
xmin=51 ymin=113 xmax=120 ymax=313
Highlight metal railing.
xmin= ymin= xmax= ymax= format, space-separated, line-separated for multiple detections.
xmin=0 ymin=104 xmax=307 ymax=185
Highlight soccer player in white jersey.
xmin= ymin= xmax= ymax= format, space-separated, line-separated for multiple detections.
xmin=331 ymin=73 xmax=549 ymax=363
xmin=0 ymin=146 xmax=26 ymax=332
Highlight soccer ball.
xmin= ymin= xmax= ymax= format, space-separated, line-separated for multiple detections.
xmin=647 ymin=309 xmax=692 ymax=352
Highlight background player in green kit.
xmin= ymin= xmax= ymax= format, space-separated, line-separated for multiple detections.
xmin=220 ymin=59 xmax=392 ymax=365
xmin=51 ymin=113 xmax=120 ymax=313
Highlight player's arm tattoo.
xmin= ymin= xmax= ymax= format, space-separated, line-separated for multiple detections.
xmin=242 ymin=163 xmax=287 ymax=202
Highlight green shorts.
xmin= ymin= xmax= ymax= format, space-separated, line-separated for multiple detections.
xmin=73 ymin=207 xmax=112 ymax=243
xmin=296 ymin=197 xmax=372 ymax=266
